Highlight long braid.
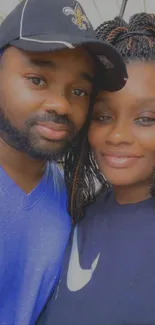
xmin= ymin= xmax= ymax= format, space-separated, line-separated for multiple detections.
xmin=64 ymin=94 xmax=107 ymax=224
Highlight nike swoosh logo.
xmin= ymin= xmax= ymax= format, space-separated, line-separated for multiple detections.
xmin=67 ymin=226 xmax=100 ymax=292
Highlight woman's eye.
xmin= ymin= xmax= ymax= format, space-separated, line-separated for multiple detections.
xmin=93 ymin=115 xmax=113 ymax=122
xmin=27 ymin=77 xmax=46 ymax=87
xmin=135 ymin=116 xmax=155 ymax=126
xmin=72 ymin=89 xmax=88 ymax=97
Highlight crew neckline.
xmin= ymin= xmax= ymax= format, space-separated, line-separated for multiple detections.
xmin=107 ymin=189 xmax=155 ymax=210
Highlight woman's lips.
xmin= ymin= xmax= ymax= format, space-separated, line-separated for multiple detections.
xmin=102 ymin=153 xmax=142 ymax=168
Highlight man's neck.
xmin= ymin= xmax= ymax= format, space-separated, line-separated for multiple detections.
xmin=0 ymin=139 xmax=46 ymax=193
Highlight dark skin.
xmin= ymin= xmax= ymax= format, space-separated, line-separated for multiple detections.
xmin=0 ymin=46 xmax=95 ymax=193
xmin=89 ymin=62 xmax=155 ymax=204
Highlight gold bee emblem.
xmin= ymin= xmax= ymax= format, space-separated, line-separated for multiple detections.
xmin=63 ymin=3 xmax=90 ymax=31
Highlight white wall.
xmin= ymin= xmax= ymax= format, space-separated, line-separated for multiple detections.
xmin=0 ymin=0 xmax=20 ymax=23
xmin=79 ymin=0 xmax=155 ymax=28
xmin=0 ymin=0 xmax=155 ymax=28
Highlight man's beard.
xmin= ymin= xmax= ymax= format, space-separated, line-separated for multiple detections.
xmin=0 ymin=107 xmax=76 ymax=161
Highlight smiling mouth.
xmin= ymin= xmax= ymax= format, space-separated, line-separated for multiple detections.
xmin=102 ymin=153 xmax=142 ymax=168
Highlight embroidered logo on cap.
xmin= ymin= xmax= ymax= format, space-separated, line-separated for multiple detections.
xmin=63 ymin=2 xmax=90 ymax=31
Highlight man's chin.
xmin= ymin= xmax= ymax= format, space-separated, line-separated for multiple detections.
xmin=26 ymin=142 xmax=71 ymax=161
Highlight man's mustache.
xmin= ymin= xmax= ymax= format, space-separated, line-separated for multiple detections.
xmin=28 ymin=111 xmax=74 ymax=129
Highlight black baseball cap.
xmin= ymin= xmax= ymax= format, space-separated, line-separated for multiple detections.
xmin=0 ymin=0 xmax=128 ymax=91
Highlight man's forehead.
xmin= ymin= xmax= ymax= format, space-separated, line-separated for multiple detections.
xmin=9 ymin=46 xmax=92 ymax=62
xmin=1 ymin=46 xmax=95 ymax=83
xmin=2 ymin=46 xmax=93 ymax=73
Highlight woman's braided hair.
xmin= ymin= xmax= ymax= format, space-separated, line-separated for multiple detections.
xmin=96 ymin=13 xmax=155 ymax=61
xmin=63 ymin=88 xmax=109 ymax=224
xmin=64 ymin=13 xmax=155 ymax=224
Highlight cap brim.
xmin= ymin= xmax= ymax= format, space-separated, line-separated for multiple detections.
xmin=10 ymin=34 xmax=128 ymax=91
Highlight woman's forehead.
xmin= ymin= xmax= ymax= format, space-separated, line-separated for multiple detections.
xmin=96 ymin=61 xmax=155 ymax=103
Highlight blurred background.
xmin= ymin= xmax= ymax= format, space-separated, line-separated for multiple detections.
xmin=0 ymin=0 xmax=155 ymax=27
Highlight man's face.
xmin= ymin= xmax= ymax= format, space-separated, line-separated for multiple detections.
xmin=0 ymin=46 xmax=94 ymax=159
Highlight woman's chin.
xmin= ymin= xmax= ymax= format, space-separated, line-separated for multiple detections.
xmin=102 ymin=171 xmax=136 ymax=187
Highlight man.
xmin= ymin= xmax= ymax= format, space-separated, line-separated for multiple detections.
xmin=0 ymin=0 xmax=127 ymax=324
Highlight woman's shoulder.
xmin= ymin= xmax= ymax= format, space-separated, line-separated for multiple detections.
xmin=86 ymin=188 xmax=112 ymax=214
xmin=77 ymin=188 xmax=112 ymax=230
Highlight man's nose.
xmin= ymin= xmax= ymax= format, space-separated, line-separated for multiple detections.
xmin=43 ymin=93 xmax=72 ymax=116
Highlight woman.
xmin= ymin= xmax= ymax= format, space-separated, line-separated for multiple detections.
xmin=37 ymin=13 xmax=155 ymax=325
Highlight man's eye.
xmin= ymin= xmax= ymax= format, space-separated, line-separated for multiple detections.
xmin=72 ymin=89 xmax=88 ymax=97
xmin=27 ymin=77 xmax=46 ymax=87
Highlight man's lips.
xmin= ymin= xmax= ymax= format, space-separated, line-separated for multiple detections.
xmin=101 ymin=152 xmax=143 ymax=168
xmin=36 ymin=122 xmax=70 ymax=140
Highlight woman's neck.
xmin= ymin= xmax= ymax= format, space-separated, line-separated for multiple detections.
xmin=113 ymin=182 xmax=152 ymax=205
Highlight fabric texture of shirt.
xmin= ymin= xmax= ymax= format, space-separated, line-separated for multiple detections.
xmin=37 ymin=190 xmax=155 ymax=325
xmin=0 ymin=162 xmax=71 ymax=325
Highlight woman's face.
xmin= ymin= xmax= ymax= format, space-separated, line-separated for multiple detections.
xmin=89 ymin=61 xmax=155 ymax=187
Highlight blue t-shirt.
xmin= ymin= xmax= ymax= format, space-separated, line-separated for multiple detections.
xmin=0 ymin=162 xmax=71 ymax=325
xmin=37 ymin=190 xmax=155 ymax=325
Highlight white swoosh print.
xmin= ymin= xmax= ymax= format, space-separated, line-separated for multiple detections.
xmin=67 ymin=226 xmax=100 ymax=292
